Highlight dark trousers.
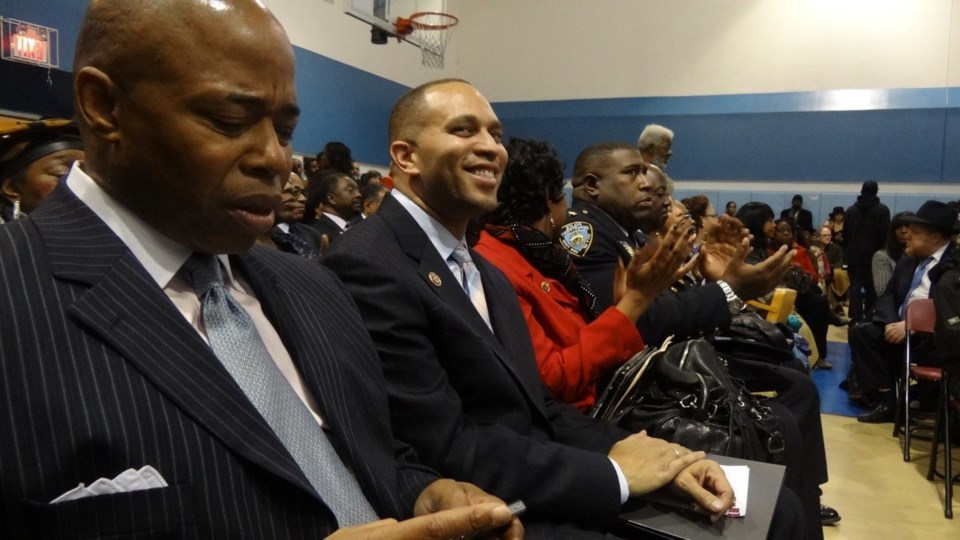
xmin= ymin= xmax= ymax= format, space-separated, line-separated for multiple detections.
xmin=794 ymin=292 xmax=830 ymax=359
xmin=847 ymin=264 xmax=876 ymax=321
xmin=727 ymin=359 xmax=826 ymax=540
xmin=850 ymin=321 xmax=937 ymax=394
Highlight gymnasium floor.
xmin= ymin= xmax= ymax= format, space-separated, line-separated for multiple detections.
xmin=814 ymin=325 xmax=960 ymax=538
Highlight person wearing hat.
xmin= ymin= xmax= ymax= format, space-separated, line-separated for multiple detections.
xmin=822 ymin=206 xmax=845 ymax=247
xmin=843 ymin=181 xmax=890 ymax=321
xmin=849 ymin=200 xmax=959 ymax=423
xmin=0 ymin=119 xmax=84 ymax=223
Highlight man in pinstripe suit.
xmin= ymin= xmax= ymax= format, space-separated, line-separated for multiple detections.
xmin=0 ymin=1 xmax=522 ymax=538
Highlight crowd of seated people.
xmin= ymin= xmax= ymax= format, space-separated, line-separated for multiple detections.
xmin=5 ymin=4 xmax=960 ymax=536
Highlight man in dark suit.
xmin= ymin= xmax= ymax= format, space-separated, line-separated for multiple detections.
xmin=0 ymin=2 xmax=523 ymax=538
xmin=323 ymin=79 xmax=737 ymax=535
xmin=267 ymin=172 xmax=324 ymax=260
xmin=780 ymin=194 xmax=814 ymax=233
xmin=306 ymin=172 xmax=361 ymax=242
xmin=851 ymin=200 xmax=959 ymax=423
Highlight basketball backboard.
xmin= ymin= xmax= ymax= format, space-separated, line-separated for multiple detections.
xmin=343 ymin=0 xmax=447 ymax=49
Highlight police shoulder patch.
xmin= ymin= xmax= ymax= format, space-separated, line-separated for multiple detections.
xmin=560 ymin=221 xmax=594 ymax=257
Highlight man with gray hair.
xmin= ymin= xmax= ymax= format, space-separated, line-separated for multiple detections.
xmin=637 ymin=123 xmax=674 ymax=170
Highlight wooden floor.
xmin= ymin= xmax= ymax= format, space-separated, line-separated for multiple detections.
xmin=820 ymin=414 xmax=960 ymax=538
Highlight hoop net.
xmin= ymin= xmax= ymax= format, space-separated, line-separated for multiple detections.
xmin=408 ymin=12 xmax=458 ymax=69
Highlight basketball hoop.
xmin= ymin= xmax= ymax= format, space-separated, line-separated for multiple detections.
xmin=395 ymin=12 xmax=458 ymax=69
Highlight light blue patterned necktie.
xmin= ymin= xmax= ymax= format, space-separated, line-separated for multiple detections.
xmin=450 ymin=243 xmax=492 ymax=330
xmin=181 ymin=253 xmax=378 ymax=527
xmin=900 ymin=256 xmax=934 ymax=319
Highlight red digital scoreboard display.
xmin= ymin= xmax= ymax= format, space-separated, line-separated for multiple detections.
xmin=1 ymin=18 xmax=59 ymax=68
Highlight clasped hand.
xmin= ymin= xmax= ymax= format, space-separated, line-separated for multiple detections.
xmin=609 ymin=431 xmax=735 ymax=522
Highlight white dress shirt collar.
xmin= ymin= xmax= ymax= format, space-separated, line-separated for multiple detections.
xmin=391 ymin=189 xmax=463 ymax=261
xmin=65 ymin=162 xmax=237 ymax=288
xmin=325 ymin=212 xmax=348 ymax=231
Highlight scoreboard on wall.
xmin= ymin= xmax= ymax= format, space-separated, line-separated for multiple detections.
xmin=1 ymin=18 xmax=59 ymax=69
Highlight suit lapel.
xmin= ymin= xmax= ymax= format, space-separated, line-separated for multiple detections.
xmin=32 ymin=186 xmax=319 ymax=501
xmin=378 ymin=196 xmax=550 ymax=415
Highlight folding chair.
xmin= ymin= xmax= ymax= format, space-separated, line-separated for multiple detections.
xmin=926 ymin=365 xmax=957 ymax=519
xmin=895 ymin=299 xmax=938 ymax=462
xmin=746 ymin=287 xmax=798 ymax=324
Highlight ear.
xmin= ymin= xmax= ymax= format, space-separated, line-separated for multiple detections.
xmin=582 ymin=173 xmax=601 ymax=199
xmin=1 ymin=177 xmax=20 ymax=202
xmin=74 ymin=66 xmax=122 ymax=143
xmin=390 ymin=140 xmax=419 ymax=176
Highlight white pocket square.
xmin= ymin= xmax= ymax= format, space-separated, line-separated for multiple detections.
xmin=51 ymin=465 xmax=168 ymax=504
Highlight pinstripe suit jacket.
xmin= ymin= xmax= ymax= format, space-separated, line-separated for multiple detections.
xmin=322 ymin=194 xmax=629 ymax=529
xmin=0 ymin=185 xmax=437 ymax=539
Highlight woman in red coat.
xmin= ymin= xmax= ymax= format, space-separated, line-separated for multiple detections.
xmin=474 ymin=138 xmax=694 ymax=411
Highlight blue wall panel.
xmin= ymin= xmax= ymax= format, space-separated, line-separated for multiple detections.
xmin=290 ymin=47 xmax=406 ymax=163
xmin=497 ymin=105 xmax=954 ymax=184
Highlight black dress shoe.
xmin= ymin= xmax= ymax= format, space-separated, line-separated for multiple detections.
xmin=857 ymin=402 xmax=895 ymax=423
xmin=820 ymin=504 xmax=841 ymax=525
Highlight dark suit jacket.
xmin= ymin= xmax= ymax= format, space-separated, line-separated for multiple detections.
xmin=874 ymin=241 xmax=957 ymax=324
xmin=309 ymin=214 xmax=346 ymax=242
xmin=0 ymin=185 xmax=436 ymax=539
xmin=564 ymin=199 xmax=730 ymax=346
xmin=322 ymin=194 xmax=628 ymax=527
xmin=779 ymin=207 xmax=814 ymax=232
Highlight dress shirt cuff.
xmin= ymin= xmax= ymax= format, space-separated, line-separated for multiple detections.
xmin=608 ymin=457 xmax=629 ymax=504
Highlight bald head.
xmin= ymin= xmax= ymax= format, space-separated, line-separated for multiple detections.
xmin=75 ymin=0 xmax=284 ymax=95
xmin=571 ymin=141 xmax=637 ymax=188
xmin=388 ymin=78 xmax=469 ymax=144
xmin=71 ymin=0 xmax=300 ymax=254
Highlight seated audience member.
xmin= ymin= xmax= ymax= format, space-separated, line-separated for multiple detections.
xmin=823 ymin=206 xmax=845 ymax=247
xmin=681 ymin=194 xmax=720 ymax=249
xmin=351 ymin=161 xmax=361 ymax=180
xmin=0 ymin=119 xmax=84 ymax=223
xmin=304 ymin=172 xmax=361 ymax=241
xmin=323 ymin=79 xmax=747 ymax=536
xmin=260 ymin=172 xmax=324 ymax=260
xmin=816 ymin=225 xmax=848 ymax=314
xmin=310 ymin=141 xmax=354 ymax=183
xmin=558 ymin=144 xmax=828 ymax=536
xmin=304 ymin=156 xmax=320 ymax=177
xmin=850 ymin=200 xmax=959 ymax=423
xmin=872 ymin=211 xmax=913 ymax=296
xmin=771 ymin=218 xmax=848 ymax=368
xmin=0 ymin=2 xmax=524 ymax=539
xmin=358 ymin=169 xmax=383 ymax=189
xmin=359 ymin=182 xmax=388 ymax=219
xmin=291 ymin=157 xmax=304 ymax=179
xmin=780 ymin=194 xmax=814 ymax=233
xmin=474 ymin=138 xmax=694 ymax=411
xmin=725 ymin=200 xmax=737 ymax=217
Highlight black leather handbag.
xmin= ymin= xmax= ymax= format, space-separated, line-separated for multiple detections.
xmin=592 ymin=338 xmax=785 ymax=464
xmin=707 ymin=312 xmax=797 ymax=367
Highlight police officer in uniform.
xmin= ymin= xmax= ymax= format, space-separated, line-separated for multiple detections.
xmin=560 ymin=141 xmax=837 ymax=536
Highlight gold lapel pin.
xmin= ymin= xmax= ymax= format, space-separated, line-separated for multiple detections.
xmin=428 ymin=272 xmax=442 ymax=287
xmin=540 ymin=281 xmax=552 ymax=292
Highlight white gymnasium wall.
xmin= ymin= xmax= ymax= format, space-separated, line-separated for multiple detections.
xmin=452 ymin=0 xmax=960 ymax=102
xmin=263 ymin=0 xmax=460 ymax=87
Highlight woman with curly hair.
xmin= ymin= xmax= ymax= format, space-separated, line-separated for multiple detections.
xmin=473 ymin=138 xmax=694 ymax=411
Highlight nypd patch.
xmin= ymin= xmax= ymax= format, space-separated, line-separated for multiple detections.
xmin=560 ymin=221 xmax=594 ymax=257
